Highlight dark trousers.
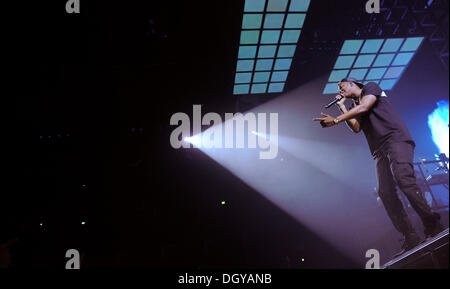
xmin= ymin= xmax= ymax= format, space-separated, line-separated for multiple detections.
xmin=375 ymin=141 xmax=437 ymax=236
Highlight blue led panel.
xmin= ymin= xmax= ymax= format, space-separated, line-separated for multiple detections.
xmin=379 ymin=79 xmax=398 ymax=90
xmin=234 ymin=0 xmax=311 ymax=94
xmin=274 ymin=58 xmax=292 ymax=70
xmin=340 ymin=40 xmax=363 ymax=55
xmin=400 ymin=37 xmax=424 ymax=52
xmin=258 ymin=45 xmax=277 ymax=58
xmin=253 ymin=72 xmax=271 ymax=82
xmin=380 ymin=38 xmax=404 ymax=53
xmin=280 ymin=30 xmax=301 ymax=43
xmin=372 ymin=53 xmax=395 ymax=67
xmin=267 ymin=0 xmax=288 ymax=12
xmin=271 ymin=71 xmax=289 ymax=82
xmin=244 ymin=0 xmax=266 ymax=12
xmin=366 ymin=67 xmax=387 ymax=80
xmin=323 ymin=83 xmax=339 ymax=94
xmin=353 ymin=54 xmax=376 ymax=68
xmin=240 ymin=30 xmax=260 ymax=44
xmin=251 ymin=83 xmax=268 ymax=93
xmin=323 ymin=37 xmax=424 ymax=94
xmin=383 ymin=66 xmax=405 ymax=79
xmin=289 ymin=0 xmax=311 ymax=12
xmin=236 ymin=60 xmax=255 ymax=71
xmin=235 ymin=72 xmax=253 ymax=83
xmin=242 ymin=14 xmax=263 ymax=29
xmin=360 ymin=39 xmax=384 ymax=54
xmin=392 ymin=52 xmax=414 ymax=66
xmin=260 ymin=30 xmax=281 ymax=44
xmin=348 ymin=68 xmax=368 ymax=80
xmin=234 ymin=84 xmax=250 ymax=94
xmin=277 ymin=45 xmax=296 ymax=57
xmin=238 ymin=46 xmax=257 ymax=59
xmin=264 ymin=14 xmax=285 ymax=28
xmin=334 ymin=55 xmax=356 ymax=69
xmin=268 ymin=82 xmax=285 ymax=93
xmin=255 ymin=59 xmax=274 ymax=71
xmin=328 ymin=70 xmax=349 ymax=82
xmin=284 ymin=13 xmax=306 ymax=28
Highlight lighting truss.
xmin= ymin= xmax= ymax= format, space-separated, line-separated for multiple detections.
xmin=233 ymin=0 xmax=311 ymax=95
xmin=322 ymin=37 xmax=425 ymax=94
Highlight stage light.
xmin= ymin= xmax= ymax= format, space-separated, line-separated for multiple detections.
xmin=323 ymin=37 xmax=424 ymax=94
xmin=184 ymin=136 xmax=202 ymax=148
xmin=81 ymin=221 xmax=86 ymax=225
xmin=428 ymin=100 xmax=449 ymax=157
xmin=221 ymin=201 xmax=226 ymax=205
xmin=233 ymin=0 xmax=311 ymax=95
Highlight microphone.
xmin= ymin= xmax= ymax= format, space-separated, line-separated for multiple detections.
xmin=324 ymin=94 xmax=343 ymax=109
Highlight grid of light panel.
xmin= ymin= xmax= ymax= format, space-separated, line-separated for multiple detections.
xmin=233 ymin=0 xmax=311 ymax=95
xmin=322 ymin=37 xmax=425 ymax=94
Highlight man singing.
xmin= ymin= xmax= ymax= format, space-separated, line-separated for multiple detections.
xmin=313 ymin=77 xmax=444 ymax=257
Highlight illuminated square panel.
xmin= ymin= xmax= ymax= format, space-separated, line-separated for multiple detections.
xmin=353 ymin=54 xmax=376 ymax=68
xmin=323 ymin=37 xmax=424 ymax=94
xmin=372 ymin=53 xmax=395 ymax=67
xmin=271 ymin=71 xmax=289 ymax=82
xmin=289 ymin=0 xmax=311 ymax=12
xmin=264 ymin=14 xmax=285 ymax=28
xmin=280 ymin=29 xmax=301 ymax=43
xmin=236 ymin=60 xmax=255 ymax=71
xmin=334 ymin=55 xmax=356 ymax=69
xmin=255 ymin=59 xmax=274 ymax=71
xmin=323 ymin=83 xmax=339 ymax=94
xmin=258 ymin=45 xmax=277 ymax=58
xmin=235 ymin=72 xmax=253 ymax=83
xmin=392 ymin=52 xmax=414 ymax=66
xmin=366 ymin=67 xmax=387 ymax=80
xmin=268 ymin=82 xmax=285 ymax=93
xmin=251 ymin=83 xmax=268 ymax=93
xmin=384 ymin=66 xmax=405 ymax=79
xmin=400 ymin=37 xmax=424 ymax=52
xmin=284 ymin=13 xmax=306 ymax=28
xmin=234 ymin=0 xmax=311 ymax=95
xmin=244 ymin=0 xmax=266 ymax=12
xmin=328 ymin=70 xmax=349 ymax=82
xmin=380 ymin=38 xmax=404 ymax=53
xmin=360 ymin=39 xmax=384 ymax=54
xmin=238 ymin=46 xmax=257 ymax=59
xmin=234 ymin=84 xmax=250 ymax=94
xmin=267 ymin=0 xmax=288 ymax=12
xmin=348 ymin=68 xmax=368 ymax=80
xmin=242 ymin=14 xmax=263 ymax=29
xmin=240 ymin=30 xmax=260 ymax=44
xmin=277 ymin=45 xmax=296 ymax=57
xmin=260 ymin=30 xmax=281 ymax=44
xmin=253 ymin=71 xmax=271 ymax=82
xmin=379 ymin=79 xmax=398 ymax=90
xmin=340 ymin=40 xmax=363 ymax=55
xmin=274 ymin=58 xmax=292 ymax=70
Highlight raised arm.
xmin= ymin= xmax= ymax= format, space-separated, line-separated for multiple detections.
xmin=334 ymin=94 xmax=377 ymax=132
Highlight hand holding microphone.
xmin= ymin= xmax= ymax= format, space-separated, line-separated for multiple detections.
xmin=324 ymin=93 xmax=346 ymax=109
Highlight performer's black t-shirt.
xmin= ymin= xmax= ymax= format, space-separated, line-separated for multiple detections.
xmin=354 ymin=82 xmax=414 ymax=157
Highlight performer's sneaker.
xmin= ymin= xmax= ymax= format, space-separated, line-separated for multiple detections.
xmin=393 ymin=232 xmax=421 ymax=258
xmin=424 ymin=214 xmax=445 ymax=239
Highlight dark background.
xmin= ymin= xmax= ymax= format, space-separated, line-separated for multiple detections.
xmin=6 ymin=0 xmax=449 ymax=269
